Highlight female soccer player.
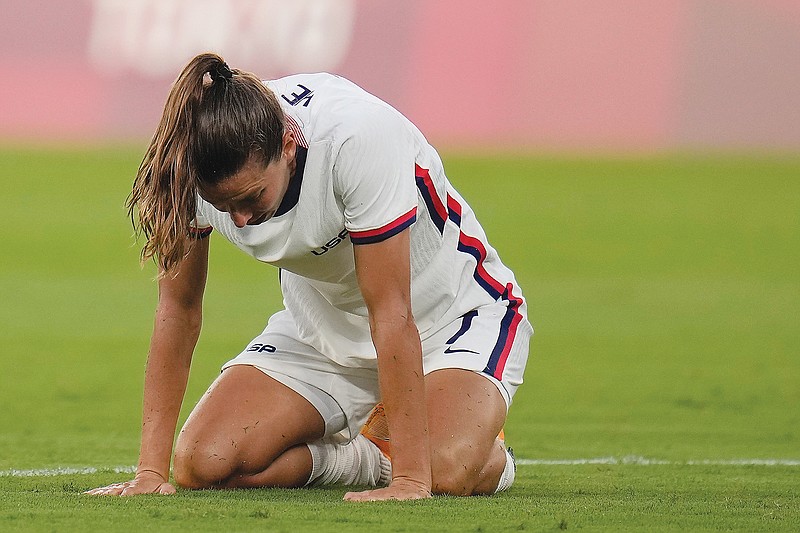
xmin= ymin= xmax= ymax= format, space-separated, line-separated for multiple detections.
xmin=87 ymin=53 xmax=532 ymax=501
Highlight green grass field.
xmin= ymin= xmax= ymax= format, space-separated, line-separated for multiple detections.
xmin=1 ymin=147 xmax=798 ymax=531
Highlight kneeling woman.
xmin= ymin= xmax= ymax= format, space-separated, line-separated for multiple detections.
xmin=88 ymin=53 xmax=532 ymax=501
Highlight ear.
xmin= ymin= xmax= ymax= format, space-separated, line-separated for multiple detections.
xmin=282 ymin=129 xmax=297 ymax=161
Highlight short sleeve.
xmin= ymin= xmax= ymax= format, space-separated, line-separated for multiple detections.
xmin=189 ymin=196 xmax=213 ymax=239
xmin=333 ymin=105 xmax=418 ymax=245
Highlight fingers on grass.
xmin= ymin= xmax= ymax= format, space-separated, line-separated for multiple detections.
xmin=158 ymin=483 xmax=177 ymax=495
xmin=343 ymin=487 xmax=430 ymax=502
xmin=85 ymin=483 xmax=127 ymax=496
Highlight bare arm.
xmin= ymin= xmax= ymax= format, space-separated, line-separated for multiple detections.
xmin=87 ymin=237 xmax=209 ymax=495
xmin=346 ymin=229 xmax=432 ymax=501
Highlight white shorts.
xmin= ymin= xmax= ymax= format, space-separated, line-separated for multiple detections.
xmin=222 ymin=301 xmax=531 ymax=443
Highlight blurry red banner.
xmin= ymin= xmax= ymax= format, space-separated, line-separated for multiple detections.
xmin=1 ymin=0 xmax=799 ymax=150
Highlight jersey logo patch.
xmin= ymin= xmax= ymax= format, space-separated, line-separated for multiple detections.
xmin=444 ymin=346 xmax=480 ymax=355
xmin=281 ymin=84 xmax=314 ymax=107
xmin=247 ymin=343 xmax=276 ymax=353
xmin=311 ymin=228 xmax=349 ymax=256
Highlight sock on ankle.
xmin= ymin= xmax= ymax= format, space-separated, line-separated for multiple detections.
xmin=306 ymin=434 xmax=391 ymax=487
xmin=494 ymin=447 xmax=516 ymax=493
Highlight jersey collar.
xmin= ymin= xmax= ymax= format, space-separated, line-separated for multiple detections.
xmin=274 ymin=145 xmax=307 ymax=217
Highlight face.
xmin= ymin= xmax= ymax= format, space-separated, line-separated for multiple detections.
xmin=199 ymin=131 xmax=296 ymax=228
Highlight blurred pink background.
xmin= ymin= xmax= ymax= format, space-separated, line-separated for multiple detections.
xmin=1 ymin=0 xmax=798 ymax=150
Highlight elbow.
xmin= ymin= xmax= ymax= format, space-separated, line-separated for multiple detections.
xmin=368 ymin=303 xmax=418 ymax=339
xmin=155 ymin=298 xmax=203 ymax=333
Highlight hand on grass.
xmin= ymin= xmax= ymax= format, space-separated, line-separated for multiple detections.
xmin=343 ymin=477 xmax=431 ymax=502
xmin=84 ymin=469 xmax=176 ymax=496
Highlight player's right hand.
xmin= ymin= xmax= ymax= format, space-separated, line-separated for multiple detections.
xmin=84 ymin=469 xmax=176 ymax=496
xmin=343 ymin=476 xmax=432 ymax=502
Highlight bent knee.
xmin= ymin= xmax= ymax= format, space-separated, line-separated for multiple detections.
xmin=431 ymin=472 xmax=476 ymax=496
xmin=430 ymin=447 xmax=483 ymax=496
xmin=173 ymin=438 xmax=235 ymax=489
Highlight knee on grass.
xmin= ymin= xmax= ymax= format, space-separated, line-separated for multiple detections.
xmin=430 ymin=447 xmax=485 ymax=496
xmin=430 ymin=439 xmax=511 ymax=496
xmin=172 ymin=440 xmax=239 ymax=489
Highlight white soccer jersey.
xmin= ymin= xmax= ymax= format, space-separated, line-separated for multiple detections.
xmin=193 ymin=73 xmax=528 ymax=378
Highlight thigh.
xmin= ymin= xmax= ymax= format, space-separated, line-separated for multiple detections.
xmin=425 ymin=368 xmax=507 ymax=451
xmin=176 ymin=365 xmax=326 ymax=474
xmin=424 ymin=368 xmax=508 ymax=495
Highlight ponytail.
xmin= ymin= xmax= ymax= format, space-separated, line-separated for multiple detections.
xmin=127 ymin=53 xmax=285 ymax=277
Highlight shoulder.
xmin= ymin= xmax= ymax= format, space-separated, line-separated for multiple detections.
xmin=269 ymin=74 xmax=408 ymax=134
xmin=265 ymin=73 xmax=336 ymax=101
xmin=265 ymin=73 xmax=368 ymax=113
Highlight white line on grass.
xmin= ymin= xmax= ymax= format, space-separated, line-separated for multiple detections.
xmin=1 ymin=466 xmax=137 ymax=477
xmin=3 ymin=457 xmax=799 ymax=477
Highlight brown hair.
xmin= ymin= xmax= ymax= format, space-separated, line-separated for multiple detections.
xmin=127 ymin=52 xmax=285 ymax=277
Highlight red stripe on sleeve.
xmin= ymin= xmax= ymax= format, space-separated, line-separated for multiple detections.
xmin=350 ymin=207 xmax=417 ymax=243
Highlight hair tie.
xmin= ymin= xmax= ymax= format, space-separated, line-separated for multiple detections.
xmin=210 ymin=62 xmax=233 ymax=82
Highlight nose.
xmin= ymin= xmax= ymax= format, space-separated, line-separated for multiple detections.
xmin=229 ymin=210 xmax=250 ymax=228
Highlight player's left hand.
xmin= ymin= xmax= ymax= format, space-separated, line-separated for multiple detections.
xmin=343 ymin=477 xmax=432 ymax=502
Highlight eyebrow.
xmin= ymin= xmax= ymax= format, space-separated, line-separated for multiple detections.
xmin=228 ymin=185 xmax=263 ymax=203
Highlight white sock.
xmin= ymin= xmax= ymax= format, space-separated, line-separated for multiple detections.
xmin=494 ymin=447 xmax=516 ymax=493
xmin=306 ymin=434 xmax=392 ymax=487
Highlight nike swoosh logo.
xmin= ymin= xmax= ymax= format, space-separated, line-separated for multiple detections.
xmin=444 ymin=347 xmax=480 ymax=355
